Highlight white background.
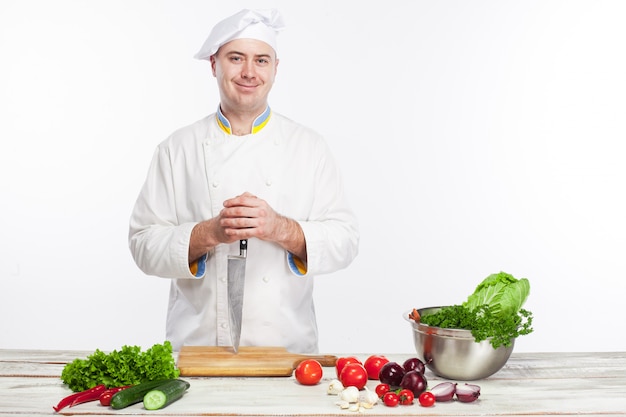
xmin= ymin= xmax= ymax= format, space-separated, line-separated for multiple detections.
xmin=1 ymin=0 xmax=624 ymax=354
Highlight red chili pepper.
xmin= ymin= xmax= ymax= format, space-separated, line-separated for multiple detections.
xmin=53 ymin=384 xmax=106 ymax=412
xmin=53 ymin=391 xmax=83 ymax=412
xmin=99 ymin=385 xmax=132 ymax=406
xmin=69 ymin=384 xmax=106 ymax=407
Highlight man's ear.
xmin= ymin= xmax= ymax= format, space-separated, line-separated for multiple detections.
xmin=210 ymin=55 xmax=217 ymax=77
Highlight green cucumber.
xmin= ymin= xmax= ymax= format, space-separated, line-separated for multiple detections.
xmin=110 ymin=379 xmax=176 ymax=409
xmin=143 ymin=379 xmax=190 ymax=410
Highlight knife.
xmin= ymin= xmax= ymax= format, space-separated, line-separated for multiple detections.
xmin=227 ymin=239 xmax=247 ymax=353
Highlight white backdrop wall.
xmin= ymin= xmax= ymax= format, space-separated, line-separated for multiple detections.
xmin=1 ymin=0 xmax=624 ymax=354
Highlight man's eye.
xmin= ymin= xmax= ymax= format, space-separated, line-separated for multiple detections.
xmin=230 ymin=56 xmax=242 ymax=62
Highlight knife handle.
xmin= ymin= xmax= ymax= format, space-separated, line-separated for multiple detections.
xmin=240 ymin=239 xmax=247 ymax=257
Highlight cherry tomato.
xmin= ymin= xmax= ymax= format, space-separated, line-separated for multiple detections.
xmin=375 ymin=383 xmax=391 ymax=399
xmin=339 ymin=363 xmax=368 ymax=390
xmin=418 ymin=391 xmax=436 ymax=407
xmin=363 ymin=355 xmax=390 ymax=380
xmin=383 ymin=391 xmax=399 ymax=407
xmin=335 ymin=356 xmax=362 ymax=378
xmin=294 ymin=359 xmax=323 ymax=385
xmin=398 ymin=388 xmax=414 ymax=405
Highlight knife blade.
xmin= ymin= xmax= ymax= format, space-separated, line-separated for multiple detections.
xmin=227 ymin=239 xmax=247 ymax=353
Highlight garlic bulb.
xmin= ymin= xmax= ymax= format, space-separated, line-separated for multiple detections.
xmin=359 ymin=387 xmax=379 ymax=406
xmin=339 ymin=386 xmax=360 ymax=403
xmin=327 ymin=379 xmax=345 ymax=395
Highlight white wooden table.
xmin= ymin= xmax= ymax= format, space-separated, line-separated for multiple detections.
xmin=0 ymin=350 xmax=624 ymax=416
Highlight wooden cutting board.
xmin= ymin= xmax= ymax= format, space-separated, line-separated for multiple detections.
xmin=177 ymin=346 xmax=338 ymax=377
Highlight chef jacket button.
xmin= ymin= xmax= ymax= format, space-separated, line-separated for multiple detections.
xmin=212 ymin=181 xmax=220 ymax=188
xmin=220 ymin=276 xmax=226 ymax=283
xmin=265 ymin=178 xmax=273 ymax=186
xmin=220 ymin=322 xmax=228 ymax=329
xmin=262 ymin=276 xmax=270 ymax=283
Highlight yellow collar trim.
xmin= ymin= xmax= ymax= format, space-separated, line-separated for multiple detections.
xmin=216 ymin=106 xmax=271 ymax=135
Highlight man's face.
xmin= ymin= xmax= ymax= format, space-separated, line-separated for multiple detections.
xmin=211 ymin=38 xmax=279 ymax=115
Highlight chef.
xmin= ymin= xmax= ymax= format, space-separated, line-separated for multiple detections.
xmin=128 ymin=9 xmax=359 ymax=353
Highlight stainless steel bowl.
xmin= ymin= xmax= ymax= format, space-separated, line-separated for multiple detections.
xmin=405 ymin=306 xmax=514 ymax=380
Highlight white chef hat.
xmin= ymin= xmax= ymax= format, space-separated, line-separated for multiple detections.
xmin=194 ymin=9 xmax=286 ymax=60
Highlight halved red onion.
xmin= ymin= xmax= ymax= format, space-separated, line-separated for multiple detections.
xmin=429 ymin=382 xmax=457 ymax=402
xmin=455 ymin=383 xmax=481 ymax=403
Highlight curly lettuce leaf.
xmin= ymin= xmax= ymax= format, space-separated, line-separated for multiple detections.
xmin=61 ymin=341 xmax=179 ymax=392
xmin=420 ymin=304 xmax=533 ymax=348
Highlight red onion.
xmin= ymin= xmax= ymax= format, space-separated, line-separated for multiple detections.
xmin=402 ymin=357 xmax=426 ymax=374
xmin=429 ymin=382 xmax=457 ymax=402
xmin=399 ymin=370 xmax=427 ymax=396
xmin=378 ymin=362 xmax=405 ymax=387
xmin=455 ymin=383 xmax=481 ymax=403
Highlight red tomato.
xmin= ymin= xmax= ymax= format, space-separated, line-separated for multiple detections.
xmin=383 ymin=391 xmax=399 ymax=407
xmin=398 ymin=388 xmax=414 ymax=405
xmin=418 ymin=391 xmax=436 ymax=407
xmin=335 ymin=356 xmax=362 ymax=378
xmin=375 ymin=383 xmax=391 ymax=399
xmin=294 ymin=359 xmax=323 ymax=385
xmin=339 ymin=363 xmax=368 ymax=390
xmin=363 ymin=355 xmax=390 ymax=380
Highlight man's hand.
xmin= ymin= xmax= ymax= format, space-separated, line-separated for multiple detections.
xmin=189 ymin=192 xmax=306 ymax=263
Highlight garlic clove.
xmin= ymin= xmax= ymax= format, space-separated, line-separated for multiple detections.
xmin=361 ymin=401 xmax=374 ymax=409
xmin=335 ymin=400 xmax=350 ymax=409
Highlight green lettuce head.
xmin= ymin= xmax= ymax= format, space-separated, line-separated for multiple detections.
xmin=463 ymin=271 xmax=530 ymax=318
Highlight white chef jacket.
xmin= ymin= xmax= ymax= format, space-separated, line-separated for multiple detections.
xmin=128 ymin=108 xmax=359 ymax=353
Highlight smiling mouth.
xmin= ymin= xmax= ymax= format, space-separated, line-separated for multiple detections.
xmin=236 ymin=82 xmax=258 ymax=89
xmin=235 ymin=85 xmax=260 ymax=95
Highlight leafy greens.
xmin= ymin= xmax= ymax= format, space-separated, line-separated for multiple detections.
xmin=419 ymin=272 xmax=533 ymax=349
xmin=60 ymin=341 xmax=180 ymax=392
xmin=464 ymin=271 xmax=530 ymax=319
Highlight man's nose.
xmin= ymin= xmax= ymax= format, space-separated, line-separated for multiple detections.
xmin=241 ymin=62 xmax=256 ymax=78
